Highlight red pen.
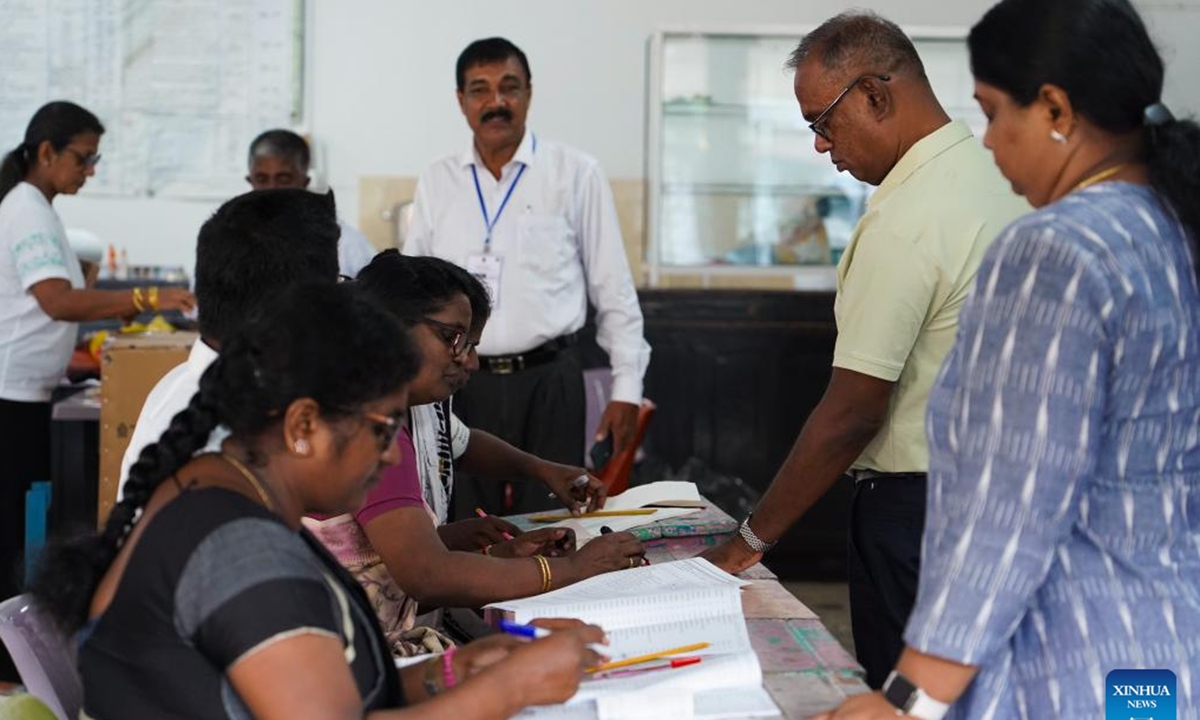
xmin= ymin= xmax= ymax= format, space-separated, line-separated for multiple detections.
xmin=475 ymin=507 xmax=515 ymax=541
xmin=596 ymin=656 xmax=702 ymax=679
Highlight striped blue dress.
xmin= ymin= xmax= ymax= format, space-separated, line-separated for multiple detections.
xmin=905 ymin=182 xmax=1200 ymax=719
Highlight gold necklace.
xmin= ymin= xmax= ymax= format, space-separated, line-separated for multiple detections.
xmin=1072 ymin=163 xmax=1127 ymax=193
xmin=220 ymin=452 xmax=277 ymax=511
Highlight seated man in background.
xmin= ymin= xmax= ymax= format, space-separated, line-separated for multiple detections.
xmin=117 ymin=189 xmax=342 ymax=496
xmin=245 ymin=128 xmax=378 ymax=277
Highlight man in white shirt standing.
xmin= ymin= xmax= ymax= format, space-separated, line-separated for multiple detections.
xmin=406 ymin=37 xmax=650 ymax=515
xmin=245 ymin=129 xmax=377 ymax=278
xmin=117 ymin=189 xmax=340 ymax=496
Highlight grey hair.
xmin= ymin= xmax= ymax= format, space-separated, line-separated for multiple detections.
xmin=787 ymin=11 xmax=925 ymax=78
xmin=247 ymin=129 xmax=310 ymax=172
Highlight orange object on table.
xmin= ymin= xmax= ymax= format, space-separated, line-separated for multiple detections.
xmin=597 ymin=399 xmax=656 ymax=496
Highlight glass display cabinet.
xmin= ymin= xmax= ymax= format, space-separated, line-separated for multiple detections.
xmin=645 ymin=27 xmax=983 ymax=289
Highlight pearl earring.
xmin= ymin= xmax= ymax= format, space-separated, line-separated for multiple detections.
xmin=294 ymin=439 xmax=311 ymax=455
xmin=1050 ymin=129 xmax=1068 ymax=144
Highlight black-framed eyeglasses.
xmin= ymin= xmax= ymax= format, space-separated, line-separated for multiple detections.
xmin=464 ymin=81 xmax=528 ymax=103
xmin=361 ymin=411 xmax=402 ymax=452
xmin=420 ymin=317 xmax=479 ymax=358
xmin=807 ymin=74 xmax=890 ymax=141
xmin=61 ymin=147 xmax=102 ymax=169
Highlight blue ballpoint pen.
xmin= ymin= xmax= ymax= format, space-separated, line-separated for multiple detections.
xmin=498 ymin=620 xmax=550 ymax=639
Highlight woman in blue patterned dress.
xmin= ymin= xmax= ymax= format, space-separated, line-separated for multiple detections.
xmin=815 ymin=1 xmax=1200 ymax=719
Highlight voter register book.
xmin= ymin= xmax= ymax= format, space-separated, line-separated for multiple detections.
xmin=486 ymin=558 xmax=781 ymax=720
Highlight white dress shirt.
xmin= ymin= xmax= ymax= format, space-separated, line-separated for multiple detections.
xmin=406 ymin=131 xmax=650 ymax=403
xmin=117 ymin=339 xmax=227 ymax=499
xmin=336 ymin=218 xmax=377 ymax=279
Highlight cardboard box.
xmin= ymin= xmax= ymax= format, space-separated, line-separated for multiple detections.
xmin=98 ymin=332 xmax=198 ymax=525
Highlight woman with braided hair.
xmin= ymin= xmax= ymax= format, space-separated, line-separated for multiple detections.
xmin=307 ymin=252 xmax=645 ymax=657
xmin=29 ymin=282 xmax=604 ymax=720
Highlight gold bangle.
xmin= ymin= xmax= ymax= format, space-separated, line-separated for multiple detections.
xmin=148 ymin=285 xmax=160 ymax=311
xmin=130 ymin=287 xmax=145 ymax=312
xmin=534 ymin=554 xmax=552 ymax=593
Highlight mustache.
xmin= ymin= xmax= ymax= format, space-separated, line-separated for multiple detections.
xmin=480 ymin=108 xmax=513 ymax=123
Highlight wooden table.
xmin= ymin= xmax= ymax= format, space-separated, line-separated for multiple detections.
xmin=645 ymin=533 xmax=868 ymax=719
xmin=507 ymin=501 xmax=868 ymax=718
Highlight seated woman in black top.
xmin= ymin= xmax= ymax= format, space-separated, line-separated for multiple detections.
xmin=31 ymin=283 xmax=603 ymax=720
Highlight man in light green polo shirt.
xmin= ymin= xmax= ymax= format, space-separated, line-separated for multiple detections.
xmin=703 ymin=12 xmax=1028 ymax=688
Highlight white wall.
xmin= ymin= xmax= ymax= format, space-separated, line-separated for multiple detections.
xmin=54 ymin=0 xmax=1200 ymax=276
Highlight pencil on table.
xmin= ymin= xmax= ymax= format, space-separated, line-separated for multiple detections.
xmin=586 ymin=642 xmax=710 ymax=673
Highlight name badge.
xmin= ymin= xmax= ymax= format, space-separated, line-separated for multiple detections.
xmin=466 ymin=253 xmax=504 ymax=310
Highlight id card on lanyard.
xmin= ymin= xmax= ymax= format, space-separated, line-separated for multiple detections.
xmin=466 ymin=136 xmax=535 ymax=310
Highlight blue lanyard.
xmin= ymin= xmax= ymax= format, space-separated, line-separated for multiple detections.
xmin=470 ymin=135 xmax=536 ymax=253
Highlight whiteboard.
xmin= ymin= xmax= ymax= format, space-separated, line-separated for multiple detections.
xmin=0 ymin=0 xmax=305 ymax=199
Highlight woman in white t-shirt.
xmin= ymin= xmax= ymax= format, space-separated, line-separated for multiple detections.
xmin=0 ymin=101 xmax=196 ymax=603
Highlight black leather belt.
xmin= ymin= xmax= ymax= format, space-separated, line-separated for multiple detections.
xmin=478 ymin=333 xmax=578 ymax=375
xmin=849 ymin=469 xmax=926 ymax=483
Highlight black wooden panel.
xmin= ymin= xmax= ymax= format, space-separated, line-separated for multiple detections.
xmin=637 ymin=289 xmax=849 ymax=580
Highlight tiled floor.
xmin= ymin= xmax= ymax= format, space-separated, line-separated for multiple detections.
xmin=782 ymin=581 xmax=855 ymax=657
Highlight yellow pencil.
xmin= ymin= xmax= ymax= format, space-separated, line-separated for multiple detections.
xmin=587 ymin=642 xmax=710 ymax=673
xmin=529 ymin=509 xmax=659 ymax=523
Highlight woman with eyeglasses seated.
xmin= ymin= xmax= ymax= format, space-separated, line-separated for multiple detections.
xmin=305 ymin=250 xmax=644 ymax=656
xmin=29 ymin=282 xmax=603 ymax=720
xmin=0 ymin=101 xmax=195 ymax=605
xmin=815 ymin=0 xmax=1200 ymax=718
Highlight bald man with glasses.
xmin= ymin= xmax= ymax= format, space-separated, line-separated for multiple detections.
xmin=702 ymin=12 xmax=1028 ymax=688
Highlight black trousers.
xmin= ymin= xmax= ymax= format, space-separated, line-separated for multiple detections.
xmin=0 ymin=398 xmax=51 ymax=602
xmin=451 ymin=347 xmax=585 ymax=518
xmin=846 ymin=473 xmax=927 ymax=689
xmin=0 ymin=398 xmax=51 ymax=682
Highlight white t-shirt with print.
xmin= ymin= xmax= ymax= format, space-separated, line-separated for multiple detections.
xmin=0 ymin=182 xmax=84 ymax=402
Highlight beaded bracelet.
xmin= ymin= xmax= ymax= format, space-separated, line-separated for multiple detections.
xmin=442 ymin=646 xmax=458 ymax=689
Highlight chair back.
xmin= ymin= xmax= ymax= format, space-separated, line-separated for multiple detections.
xmin=0 ymin=595 xmax=81 ymax=720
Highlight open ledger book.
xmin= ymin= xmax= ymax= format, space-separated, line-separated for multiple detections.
xmin=485 ymin=559 xmax=781 ymax=720
xmin=535 ymin=481 xmax=706 ymax=543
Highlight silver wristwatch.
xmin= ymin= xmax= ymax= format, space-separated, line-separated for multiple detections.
xmin=737 ymin=513 xmax=775 ymax=553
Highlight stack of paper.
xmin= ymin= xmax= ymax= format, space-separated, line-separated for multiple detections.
xmin=539 ymin=481 xmax=706 ymax=543
xmin=486 ymin=559 xmax=781 ymax=720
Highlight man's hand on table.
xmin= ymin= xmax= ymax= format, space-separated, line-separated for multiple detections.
xmin=699 ymin=536 xmax=762 ymax=575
